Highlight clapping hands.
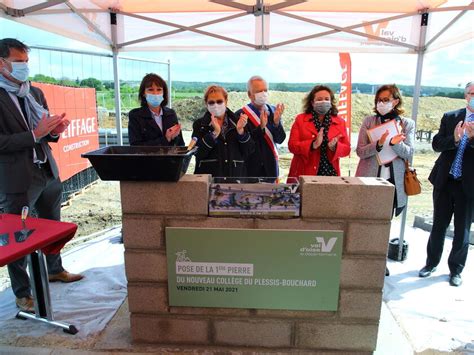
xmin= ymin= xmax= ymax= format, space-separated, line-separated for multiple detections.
xmin=328 ymin=134 xmax=342 ymax=151
xmin=165 ymin=123 xmax=181 ymax=142
xmin=33 ymin=112 xmax=69 ymax=139
xmin=237 ymin=113 xmax=248 ymax=135
xmin=312 ymin=129 xmax=324 ymax=150
xmin=260 ymin=109 xmax=268 ymax=129
xmin=274 ymin=103 xmax=285 ymax=125
xmin=210 ymin=114 xmax=221 ymax=137
xmin=390 ymin=133 xmax=406 ymax=145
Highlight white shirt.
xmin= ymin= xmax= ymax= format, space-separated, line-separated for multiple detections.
xmin=379 ymin=165 xmax=391 ymax=180
xmin=466 ymin=106 xmax=474 ymax=119
xmin=150 ymin=108 xmax=163 ymax=132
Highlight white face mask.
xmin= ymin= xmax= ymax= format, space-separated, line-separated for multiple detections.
xmin=254 ymin=91 xmax=269 ymax=106
xmin=1 ymin=60 xmax=30 ymax=82
xmin=468 ymin=97 xmax=474 ymax=109
xmin=208 ymin=103 xmax=226 ymax=117
xmin=376 ymin=101 xmax=393 ymax=116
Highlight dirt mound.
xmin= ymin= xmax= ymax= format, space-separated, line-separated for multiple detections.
xmin=99 ymin=93 xmax=465 ymax=133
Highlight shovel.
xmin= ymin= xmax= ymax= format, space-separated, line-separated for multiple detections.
xmin=14 ymin=206 xmax=35 ymax=243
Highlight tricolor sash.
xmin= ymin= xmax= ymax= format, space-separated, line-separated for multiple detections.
xmin=242 ymin=104 xmax=279 ymax=161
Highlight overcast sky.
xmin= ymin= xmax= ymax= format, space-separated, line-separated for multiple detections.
xmin=0 ymin=17 xmax=472 ymax=88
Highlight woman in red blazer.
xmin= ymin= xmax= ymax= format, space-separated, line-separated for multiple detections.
xmin=288 ymin=85 xmax=350 ymax=180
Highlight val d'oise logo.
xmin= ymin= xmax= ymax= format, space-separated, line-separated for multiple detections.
xmin=300 ymin=236 xmax=338 ymax=256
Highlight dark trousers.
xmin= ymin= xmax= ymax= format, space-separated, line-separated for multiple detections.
xmin=0 ymin=163 xmax=64 ymax=298
xmin=426 ymin=179 xmax=473 ymax=275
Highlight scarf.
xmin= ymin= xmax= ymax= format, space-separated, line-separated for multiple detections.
xmin=311 ymin=110 xmax=337 ymax=176
xmin=376 ymin=110 xmax=399 ymax=124
xmin=0 ymin=76 xmax=48 ymax=129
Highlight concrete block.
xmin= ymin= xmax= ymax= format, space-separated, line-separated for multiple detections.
xmin=130 ymin=314 xmax=209 ymax=344
xmin=300 ymin=176 xmax=394 ymax=220
xmin=122 ymin=215 xmax=164 ymax=250
xmin=414 ymin=215 xmax=474 ymax=245
xmin=340 ymin=257 xmax=386 ymax=289
xmin=255 ymin=218 xmax=345 ymax=231
xmin=169 ymin=306 xmax=251 ymax=317
xmin=124 ymin=250 xmax=168 ymax=282
xmin=166 ymin=216 xmax=255 ymax=230
xmin=255 ymin=309 xmax=335 ymax=319
xmin=346 ymin=222 xmax=391 ymax=255
xmin=297 ymin=322 xmax=378 ymax=351
xmin=164 ymin=217 xmax=256 ymax=247
xmin=0 ymin=347 xmax=52 ymax=355
xmin=214 ymin=319 xmax=292 ymax=347
xmin=120 ymin=174 xmax=211 ymax=215
xmin=128 ymin=283 xmax=168 ymax=314
xmin=339 ymin=290 xmax=383 ymax=320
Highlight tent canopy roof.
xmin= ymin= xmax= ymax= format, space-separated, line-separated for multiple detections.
xmin=59 ymin=0 xmax=448 ymax=13
xmin=1 ymin=0 xmax=472 ymax=53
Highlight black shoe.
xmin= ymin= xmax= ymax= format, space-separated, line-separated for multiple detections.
xmin=385 ymin=267 xmax=390 ymax=276
xmin=449 ymin=274 xmax=462 ymax=287
xmin=419 ymin=265 xmax=436 ymax=278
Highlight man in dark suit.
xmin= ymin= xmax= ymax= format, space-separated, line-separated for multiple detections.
xmin=419 ymin=81 xmax=474 ymax=287
xmin=0 ymin=38 xmax=83 ymax=312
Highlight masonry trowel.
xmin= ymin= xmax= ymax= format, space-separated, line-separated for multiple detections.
xmin=0 ymin=233 xmax=8 ymax=246
xmin=14 ymin=206 xmax=35 ymax=243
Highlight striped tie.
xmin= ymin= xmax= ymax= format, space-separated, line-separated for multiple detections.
xmin=450 ymin=113 xmax=474 ymax=179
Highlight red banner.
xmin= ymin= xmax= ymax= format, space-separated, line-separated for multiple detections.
xmin=338 ymin=53 xmax=352 ymax=136
xmin=33 ymin=83 xmax=99 ymax=181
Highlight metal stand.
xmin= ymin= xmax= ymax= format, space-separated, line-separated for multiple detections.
xmin=397 ymin=203 xmax=408 ymax=261
xmin=16 ymin=250 xmax=78 ymax=335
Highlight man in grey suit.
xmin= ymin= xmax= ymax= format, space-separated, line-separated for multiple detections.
xmin=0 ymin=38 xmax=83 ymax=312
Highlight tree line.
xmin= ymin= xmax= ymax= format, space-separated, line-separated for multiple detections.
xmin=29 ymin=74 xmax=464 ymax=98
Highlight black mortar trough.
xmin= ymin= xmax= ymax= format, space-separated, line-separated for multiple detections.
xmin=82 ymin=146 xmax=196 ymax=181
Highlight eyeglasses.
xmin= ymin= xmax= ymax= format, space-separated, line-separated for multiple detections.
xmin=207 ymin=100 xmax=224 ymax=106
xmin=377 ymin=97 xmax=392 ymax=103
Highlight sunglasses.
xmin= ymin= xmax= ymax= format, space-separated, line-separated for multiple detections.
xmin=207 ymin=100 xmax=224 ymax=106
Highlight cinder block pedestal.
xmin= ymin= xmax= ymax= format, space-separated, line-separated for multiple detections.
xmin=121 ymin=175 xmax=394 ymax=353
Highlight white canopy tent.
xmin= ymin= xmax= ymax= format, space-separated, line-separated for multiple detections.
xmin=0 ymin=0 xmax=472 ymax=138
xmin=0 ymin=0 xmax=472 ymax=52
xmin=1 ymin=0 xmax=473 ymax=256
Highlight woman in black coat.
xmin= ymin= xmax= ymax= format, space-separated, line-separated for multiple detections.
xmin=192 ymin=85 xmax=254 ymax=178
xmin=128 ymin=73 xmax=184 ymax=146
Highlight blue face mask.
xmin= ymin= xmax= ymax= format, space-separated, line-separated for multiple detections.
xmin=469 ymin=97 xmax=474 ymax=108
xmin=10 ymin=62 xmax=30 ymax=82
xmin=146 ymin=93 xmax=164 ymax=108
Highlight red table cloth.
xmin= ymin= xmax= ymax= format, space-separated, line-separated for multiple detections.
xmin=0 ymin=214 xmax=77 ymax=267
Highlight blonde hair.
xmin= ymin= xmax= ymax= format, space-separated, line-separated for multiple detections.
xmin=204 ymin=85 xmax=228 ymax=103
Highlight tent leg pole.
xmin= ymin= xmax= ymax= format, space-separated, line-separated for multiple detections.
xmin=111 ymin=11 xmax=123 ymax=146
xmin=397 ymin=12 xmax=428 ymax=261
xmin=112 ymin=50 xmax=123 ymax=146
xmin=168 ymin=59 xmax=172 ymax=108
